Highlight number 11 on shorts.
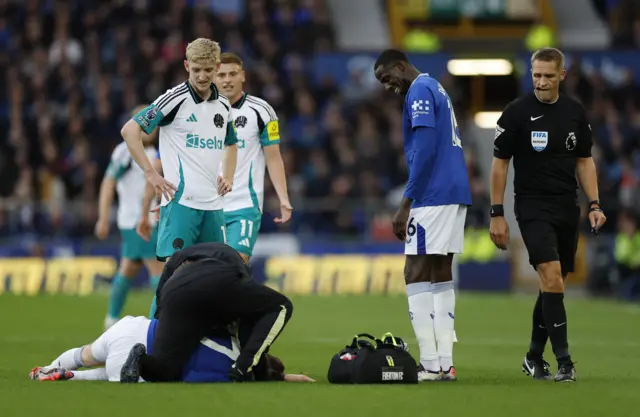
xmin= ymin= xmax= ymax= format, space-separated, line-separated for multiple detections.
xmin=240 ymin=219 xmax=253 ymax=238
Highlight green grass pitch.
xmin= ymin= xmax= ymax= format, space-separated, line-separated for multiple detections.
xmin=1 ymin=292 xmax=638 ymax=417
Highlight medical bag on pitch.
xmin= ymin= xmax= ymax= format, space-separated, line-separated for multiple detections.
xmin=327 ymin=333 xmax=418 ymax=384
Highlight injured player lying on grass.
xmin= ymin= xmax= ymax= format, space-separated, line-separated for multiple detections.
xmin=29 ymin=315 xmax=313 ymax=383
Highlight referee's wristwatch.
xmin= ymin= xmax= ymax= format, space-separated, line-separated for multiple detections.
xmin=490 ymin=204 xmax=504 ymax=218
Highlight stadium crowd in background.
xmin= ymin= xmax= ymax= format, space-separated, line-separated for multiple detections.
xmin=0 ymin=0 xmax=488 ymax=239
xmin=593 ymin=0 xmax=640 ymax=48
xmin=0 ymin=0 xmax=639 ymax=274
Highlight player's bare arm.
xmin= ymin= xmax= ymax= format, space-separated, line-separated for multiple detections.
xmin=219 ymin=143 xmax=237 ymax=196
xmin=95 ymin=175 xmax=116 ymax=240
xmin=264 ymin=144 xmax=292 ymax=223
xmin=576 ymin=157 xmax=606 ymax=231
xmin=393 ymin=197 xmax=412 ymax=242
xmin=284 ymin=374 xmax=315 ymax=382
xmin=490 ymin=101 xmax=517 ymax=252
xmin=574 ymin=101 xmax=606 ymax=234
xmin=121 ymin=120 xmax=176 ymax=201
xmin=489 ymin=157 xmax=510 ymax=250
xmin=218 ymin=109 xmax=240 ymax=196
xmin=137 ymin=157 xmax=163 ymax=241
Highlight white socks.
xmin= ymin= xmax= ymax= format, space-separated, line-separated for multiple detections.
xmin=433 ymin=281 xmax=456 ymax=370
xmin=49 ymin=347 xmax=85 ymax=370
xmin=69 ymin=368 xmax=109 ymax=381
xmin=407 ymin=281 xmax=457 ymax=372
xmin=406 ymin=282 xmax=439 ymax=371
xmin=43 ymin=347 xmax=109 ymax=381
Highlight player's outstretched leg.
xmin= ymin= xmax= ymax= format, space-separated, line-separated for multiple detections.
xmin=47 ymin=347 xmax=86 ymax=371
xmin=30 ymin=367 xmax=74 ymax=381
xmin=405 ymin=255 xmax=440 ymax=382
xmin=537 ymin=262 xmax=576 ymax=382
xmin=522 ymin=290 xmax=552 ymax=380
xmin=432 ymin=254 xmax=457 ymax=382
xmin=34 ymin=339 xmax=110 ymax=381
xmin=31 ymin=367 xmax=108 ymax=381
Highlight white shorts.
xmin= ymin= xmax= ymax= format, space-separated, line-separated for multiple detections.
xmin=404 ymin=204 xmax=467 ymax=255
xmin=90 ymin=316 xmax=150 ymax=382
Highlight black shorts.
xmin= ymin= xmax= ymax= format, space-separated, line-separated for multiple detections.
xmin=515 ymin=198 xmax=580 ymax=277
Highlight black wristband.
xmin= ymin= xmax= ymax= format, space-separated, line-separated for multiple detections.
xmin=490 ymin=204 xmax=504 ymax=217
xmin=589 ymin=199 xmax=600 ymax=208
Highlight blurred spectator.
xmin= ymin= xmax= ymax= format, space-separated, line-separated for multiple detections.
xmin=0 ymin=0 xmax=342 ymax=237
xmin=7 ymin=0 xmax=638 ymax=246
xmin=561 ymin=56 xmax=640 ymax=233
xmin=598 ymin=0 xmax=640 ymax=48
xmin=614 ymin=209 xmax=640 ymax=300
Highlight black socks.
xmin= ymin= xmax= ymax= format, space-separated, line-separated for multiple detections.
xmin=542 ymin=292 xmax=571 ymax=364
xmin=527 ymin=291 xmax=548 ymax=359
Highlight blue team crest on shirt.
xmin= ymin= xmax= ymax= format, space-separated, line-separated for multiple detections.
xmin=531 ymin=131 xmax=548 ymax=152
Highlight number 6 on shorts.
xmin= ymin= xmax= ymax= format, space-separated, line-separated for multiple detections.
xmin=404 ymin=205 xmax=467 ymax=255
xmin=407 ymin=217 xmax=416 ymax=238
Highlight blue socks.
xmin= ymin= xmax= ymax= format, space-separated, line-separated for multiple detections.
xmin=107 ymin=273 xmax=131 ymax=319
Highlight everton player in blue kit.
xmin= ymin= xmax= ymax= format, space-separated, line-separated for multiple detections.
xmin=30 ymin=242 xmax=306 ymax=384
xmin=374 ymin=50 xmax=472 ymax=382
xmin=29 ymin=316 xmax=313 ymax=383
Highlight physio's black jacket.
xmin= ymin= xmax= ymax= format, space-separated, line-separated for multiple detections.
xmin=154 ymin=242 xmax=250 ymax=318
xmin=494 ymin=92 xmax=593 ymax=200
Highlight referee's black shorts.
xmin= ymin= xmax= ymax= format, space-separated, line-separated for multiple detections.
xmin=515 ymin=198 xmax=580 ymax=277
xmin=139 ymin=258 xmax=293 ymax=382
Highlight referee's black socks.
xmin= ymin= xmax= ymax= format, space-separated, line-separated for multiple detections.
xmin=541 ymin=292 xmax=571 ymax=364
xmin=527 ymin=291 xmax=548 ymax=359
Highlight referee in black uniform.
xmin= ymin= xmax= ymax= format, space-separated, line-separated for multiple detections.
xmin=489 ymin=48 xmax=606 ymax=383
xmin=120 ymin=242 xmax=293 ymax=383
